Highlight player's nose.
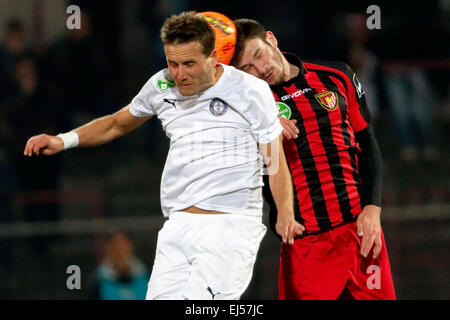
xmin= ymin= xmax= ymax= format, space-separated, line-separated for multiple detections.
xmin=254 ymin=61 xmax=267 ymax=78
xmin=175 ymin=65 xmax=188 ymax=82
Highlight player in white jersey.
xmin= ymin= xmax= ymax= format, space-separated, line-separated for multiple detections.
xmin=23 ymin=11 xmax=305 ymax=300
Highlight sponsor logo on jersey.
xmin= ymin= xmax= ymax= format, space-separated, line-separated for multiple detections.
xmin=163 ymin=98 xmax=177 ymax=108
xmin=276 ymin=102 xmax=292 ymax=119
xmin=206 ymin=287 xmax=221 ymax=300
xmin=353 ymin=73 xmax=365 ymax=98
xmin=210 ymin=98 xmax=228 ymax=116
xmin=314 ymin=90 xmax=338 ymax=111
xmin=280 ymin=88 xmax=312 ymax=101
xmin=157 ymin=76 xmax=176 ymax=92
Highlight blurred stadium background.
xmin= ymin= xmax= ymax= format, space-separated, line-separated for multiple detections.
xmin=0 ymin=0 xmax=449 ymax=299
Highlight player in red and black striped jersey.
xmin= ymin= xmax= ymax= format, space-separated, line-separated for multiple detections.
xmin=269 ymin=55 xmax=374 ymax=235
xmin=231 ymin=19 xmax=396 ymax=300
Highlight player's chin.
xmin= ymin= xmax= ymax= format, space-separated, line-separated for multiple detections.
xmin=179 ymin=85 xmax=196 ymax=96
xmin=267 ymin=74 xmax=281 ymax=86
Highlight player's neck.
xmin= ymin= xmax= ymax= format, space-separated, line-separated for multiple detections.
xmin=280 ymin=52 xmax=299 ymax=82
xmin=212 ymin=64 xmax=224 ymax=84
xmin=195 ymin=65 xmax=224 ymax=95
xmin=284 ymin=62 xmax=299 ymax=82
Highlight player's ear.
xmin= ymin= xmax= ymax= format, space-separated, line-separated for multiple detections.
xmin=265 ymin=31 xmax=278 ymax=48
xmin=209 ymin=48 xmax=218 ymax=66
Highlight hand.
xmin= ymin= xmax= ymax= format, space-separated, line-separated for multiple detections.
xmin=279 ymin=117 xmax=298 ymax=140
xmin=24 ymin=133 xmax=65 ymax=157
xmin=356 ymin=205 xmax=382 ymax=259
xmin=276 ymin=211 xmax=305 ymax=245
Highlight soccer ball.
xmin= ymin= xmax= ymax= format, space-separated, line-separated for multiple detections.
xmin=200 ymin=11 xmax=236 ymax=65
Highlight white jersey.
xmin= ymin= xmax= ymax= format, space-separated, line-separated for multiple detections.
xmin=130 ymin=64 xmax=282 ymax=217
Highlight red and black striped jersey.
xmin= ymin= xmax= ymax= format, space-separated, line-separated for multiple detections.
xmin=265 ymin=53 xmax=372 ymax=237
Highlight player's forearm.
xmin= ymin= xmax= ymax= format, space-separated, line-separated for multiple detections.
xmin=55 ymin=106 xmax=149 ymax=151
xmin=355 ymin=126 xmax=383 ymax=207
xmin=73 ymin=114 xmax=126 ymax=147
xmin=260 ymin=135 xmax=295 ymax=215
xmin=69 ymin=105 xmax=147 ymax=148
xmin=268 ymin=156 xmax=294 ymax=214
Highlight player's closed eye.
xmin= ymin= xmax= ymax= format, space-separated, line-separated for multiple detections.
xmin=242 ymin=68 xmax=255 ymax=77
xmin=242 ymin=65 xmax=251 ymax=72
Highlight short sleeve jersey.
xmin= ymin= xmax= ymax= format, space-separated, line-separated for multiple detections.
xmin=130 ymin=64 xmax=282 ymax=217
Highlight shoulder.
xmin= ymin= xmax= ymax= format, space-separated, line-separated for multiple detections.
xmin=131 ymin=68 xmax=176 ymax=115
xmin=221 ymin=64 xmax=272 ymax=103
xmin=140 ymin=68 xmax=177 ymax=95
xmin=303 ymin=59 xmax=355 ymax=79
xmin=223 ymin=64 xmax=269 ymax=89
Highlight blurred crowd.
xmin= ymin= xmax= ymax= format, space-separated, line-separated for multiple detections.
xmin=0 ymin=0 xmax=448 ymax=299
xmin=334 ymin=10 xmax=449 ymax=206
xmin=0 ymin=11 xmax=117 ymax=252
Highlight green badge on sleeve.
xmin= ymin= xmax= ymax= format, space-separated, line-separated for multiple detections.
xmin=157 ymin=77 xmax=176 ymax=92
xmin=276 ymin=102 xmax=292 ymax=119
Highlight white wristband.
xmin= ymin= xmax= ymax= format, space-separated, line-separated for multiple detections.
xmin=57 ymin=132 xmax=79 ymax=150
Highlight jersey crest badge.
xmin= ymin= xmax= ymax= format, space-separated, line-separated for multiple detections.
xmin=157 ymin=76 xmax=176 ymax=92
xmin=210 ymin=98 xmax=228 ymax=116
xmin=314 ymin=91 xmax=338 ymax=111
xmin=276 ymin=102 xmax=292 ymax=119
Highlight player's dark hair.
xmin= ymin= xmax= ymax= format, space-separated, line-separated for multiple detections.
xmin=230 ymin=18 xmax=268 ymax=66
xmin=160 ymin=11 xmax=215 ymax=56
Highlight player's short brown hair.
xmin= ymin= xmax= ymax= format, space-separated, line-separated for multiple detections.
xmin=160 ymin=11 xmax=215 ymax=56
xmin=230 ymin=19 xmax=268 ymax=66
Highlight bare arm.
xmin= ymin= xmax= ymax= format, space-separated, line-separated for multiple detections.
xmin=74 ymin=105 xmax=150 ymax=147
xmin=259 ymin=133 xmax=305 ymax=244
xmin=24 ymin=105 xmax=151 ymax=156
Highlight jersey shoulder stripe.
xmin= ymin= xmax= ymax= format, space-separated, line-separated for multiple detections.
xmin=303 ymin=60 xmax=371 ymax=132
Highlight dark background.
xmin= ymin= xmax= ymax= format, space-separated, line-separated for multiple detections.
xmin=0 ymin=0 xmax=449 ymax=299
